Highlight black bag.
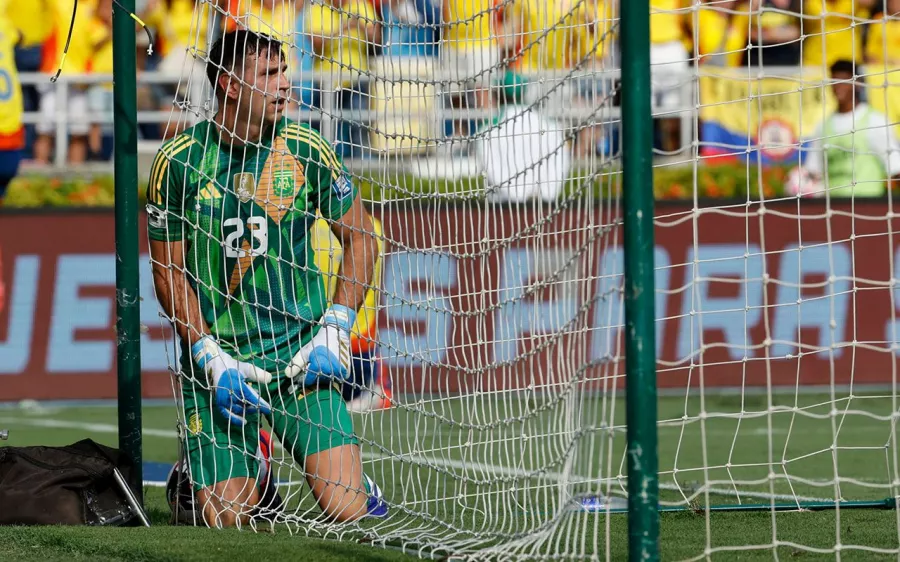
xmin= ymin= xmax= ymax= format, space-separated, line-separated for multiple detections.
xmin=0 ymin=439 xmax=149 ymax=526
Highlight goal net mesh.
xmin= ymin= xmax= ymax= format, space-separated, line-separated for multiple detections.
xmin=148 ymin=0 xmax=900 ymax=558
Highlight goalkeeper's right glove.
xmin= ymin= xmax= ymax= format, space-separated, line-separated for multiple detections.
xmin=284 ymin=304 xmax=356 ymax=386
xmin=191 ymin=336 xmax=273 ymax=426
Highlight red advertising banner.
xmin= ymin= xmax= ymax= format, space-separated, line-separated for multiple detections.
xmin=1 ymin=202 xmax=898 ymax=400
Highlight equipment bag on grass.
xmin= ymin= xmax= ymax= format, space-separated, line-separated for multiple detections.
xmin=0 ymin=438 xmax=149 ymax=526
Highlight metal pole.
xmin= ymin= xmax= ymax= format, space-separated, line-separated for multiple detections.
xmin=112 ymin=0 xmax=143 ymax=499
xmin=620 ymin=0 xmax=660 ymax=559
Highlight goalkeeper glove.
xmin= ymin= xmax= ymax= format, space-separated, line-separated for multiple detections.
xmin=191 ymin=336 xmax=273 ymax=426
xmin=284 ymin=304 xmax=356 ymax=386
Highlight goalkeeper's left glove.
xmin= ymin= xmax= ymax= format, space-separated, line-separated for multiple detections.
xmin=284 ymin=304 xmax=356 ymax=386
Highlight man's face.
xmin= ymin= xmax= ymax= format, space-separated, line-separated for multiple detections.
xmin=831 ymin=70 xmax=855 ymax=108
xmin=235 ymin=48 xmax=290 ymax=127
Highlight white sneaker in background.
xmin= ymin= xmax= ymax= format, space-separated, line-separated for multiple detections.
xmin=347 ymin=382 xmax=392 ymax=414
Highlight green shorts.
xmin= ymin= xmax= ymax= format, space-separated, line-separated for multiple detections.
xmin=180 ymin=375 xmax=358 ymax=491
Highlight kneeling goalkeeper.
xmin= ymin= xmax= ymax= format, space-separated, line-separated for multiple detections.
xmin=147 ymin=29 xmax=386 ymax=527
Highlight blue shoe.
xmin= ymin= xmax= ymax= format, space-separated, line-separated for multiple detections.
xmin=364 ymin=474 xmax=389 ymax=517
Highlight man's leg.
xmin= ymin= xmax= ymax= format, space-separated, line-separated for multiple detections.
xmin=196 ymin=477 xmax=260 ymax=528
xmin=270 ymin=382 xmax=378 ymax=522
xmin=180 ymin=375 xmax=262 ymax=527
xmin=304 ymin=443 xmax=367 ymax=522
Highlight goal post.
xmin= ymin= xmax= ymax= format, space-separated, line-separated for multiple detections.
xmin=112 ymin=0 xmax=144 ymax=496
xmin=620 ymin=0 xmax=660 ymax=559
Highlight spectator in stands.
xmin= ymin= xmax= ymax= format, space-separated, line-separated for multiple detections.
xmin=6 ymin=0 xmax=55 ymax=132
xmin=291 ymin=0 xmax=318 ymax=125
xmin=865 ymin=0 xmax=900 ymax=134
xmin=474 ymin=71 xmax=570 ymax=203
xmin=34 ymin=0 xmax=114 ymax=164
xmin=0 ymin=0 xmax=23 ymax=201
xmin=694 ymin=0 xmax=753 ymax=68
xmin=804 ymin=60 xmax=900 ymax=197
xmin=368 ymin=0 xmax=441 ymax=155
xmin=745 ymin=0 xmax=802 ymax=66
xmin=307 ymin=0 xmax=380 ymax=158
xmin=441 ymin=0 xmax=500 ymax=145
xmin=650 ymin=0 xmax=690 ymax=154
xmin=500 ymin=0 xmax=614 ymax=158
xmin=142 ymin=0 xmax=212 ymax=127
xmin=380 ymin=0 xmax=440 ymax=57
xmin=866 ymin=0 xmax=900 ymax=67
xmin=502 ymin=0 xmax=600 ymax=73
xmin=802 ymin=0 xmax=876 ymax=70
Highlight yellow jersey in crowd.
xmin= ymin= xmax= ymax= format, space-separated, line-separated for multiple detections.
xmin=5 ymin=0 xmax=55 ymax=49
xmin=0 ymin=0 xmax=23 ymax=150
xmin=508 ymin=0 xmax=610 ymax=72
xmin=803 ymin=0 xmax=871 ymax=68
xmin=866 ymin=12 xmax=900 ymax=66
xmin=144 ymin=0 xmax=212 ymax=58
xmin=307 ymin=0 xmax=376 ymax=85
xmin=443 ymin=0 xmax=497 ymax=50
xmin=650 ymin=0 xmax=686 ymax=45
xmin=695 ymin=3 xmax=751 ymax=67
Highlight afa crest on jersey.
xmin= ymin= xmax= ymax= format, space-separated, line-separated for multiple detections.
xmin=273 ymin=168 xmax=295 ymax=198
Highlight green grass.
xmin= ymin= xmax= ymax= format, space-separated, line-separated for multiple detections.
xmin=1 ymin=392 xmax=899 ymax=561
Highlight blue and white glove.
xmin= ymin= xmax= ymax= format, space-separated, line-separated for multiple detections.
xmin=284 ymin=304 xmax=356 ymax=386
xmin=191 ymin=336 xmax=273 ymax=426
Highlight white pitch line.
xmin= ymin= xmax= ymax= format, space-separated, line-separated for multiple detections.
xmin=0 ymin=416 xmax=853 ymax=503
xmin=0 ymin=417 xmax=177 ymax=438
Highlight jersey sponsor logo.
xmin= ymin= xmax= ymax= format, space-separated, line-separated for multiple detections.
xmin=332 ymin=175 xmax=353 ymax=201
xmin=146 ymin=205 xmax=166 ymax=229
xmin=198 ymin=182 xmax=222 ymax=202
xmin=234 ymin=173 xmax=256 ymax=202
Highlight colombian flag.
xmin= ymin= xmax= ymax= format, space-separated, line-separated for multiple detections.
xmin=699 ymin=68 xmax=834 ymax=165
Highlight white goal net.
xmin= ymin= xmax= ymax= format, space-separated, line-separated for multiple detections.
xmin=147 ymin=0 xmax=900 ymax=559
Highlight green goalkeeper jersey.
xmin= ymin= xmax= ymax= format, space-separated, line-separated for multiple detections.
xmin=146 ymin=118 xmax=357 ymax=374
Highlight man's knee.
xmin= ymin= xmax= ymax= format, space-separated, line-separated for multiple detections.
xmin=314 ymin=482 xmax=368 ymax=523
xmin=197 ymin=477 xmax=259 ymax=528
xmin=306 ymin=444 xmax=367 ymax=522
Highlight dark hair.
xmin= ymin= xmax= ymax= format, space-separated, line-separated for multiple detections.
xmin=830 ymin=59 xmax=856 ymax=77
xmin=206 ymin=29 xmax=284 ymax=95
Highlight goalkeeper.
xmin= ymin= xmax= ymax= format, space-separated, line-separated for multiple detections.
xmin=147 ymin=29 xmax=386 ymax=527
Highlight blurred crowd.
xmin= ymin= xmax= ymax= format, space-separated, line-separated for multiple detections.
xmin=2 ymin=0 xmax=899 ymax=163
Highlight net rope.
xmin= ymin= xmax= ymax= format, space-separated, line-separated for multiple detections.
xmin=146 ymin=0 xmax=900 ymax=559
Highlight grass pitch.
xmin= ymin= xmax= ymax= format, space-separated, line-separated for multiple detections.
xmin=0 ymin=392 xmax=899 ymax=561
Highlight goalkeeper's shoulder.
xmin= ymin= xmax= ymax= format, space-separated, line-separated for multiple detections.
xmin=154 ymin=124 xmax=208 ymax=163
xmin=278 ymin=119 xmax=342 ymax=167
xmin=147 ymin=122 xmax=206 ymax=207
xmin=147 ymin=124 xmax=211 ymax=202
xmin=150 ymin=129 xmax=203 ymax=179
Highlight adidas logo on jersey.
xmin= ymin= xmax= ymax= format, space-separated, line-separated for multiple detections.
xmin=198 ymin=183 xmax=222 ymax=201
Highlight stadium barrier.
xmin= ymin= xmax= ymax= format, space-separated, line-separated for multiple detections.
xmin=19 ymin=65 xmax=899 ymax=172
xmin=1 ymin=201 xmax=897 ymax=400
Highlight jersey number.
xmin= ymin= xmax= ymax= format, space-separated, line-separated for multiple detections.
xmin=223 ymin=217 xmax=268 ymax=258
xmin=0 ymin=69 xmax=11 ymax=102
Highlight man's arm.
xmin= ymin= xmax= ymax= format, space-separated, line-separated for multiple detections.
xmin=328 ymin=195 xmax=377 ymax=312
xmin=870 ymin=116 xmax=900 ymax=193
xmin=149 ymin=238 xmax=209 ymax=347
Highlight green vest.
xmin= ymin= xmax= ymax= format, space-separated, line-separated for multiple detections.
xmin=824 ymin=106 xmax=888 ymax=198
